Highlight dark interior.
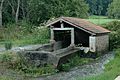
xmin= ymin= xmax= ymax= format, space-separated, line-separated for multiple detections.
xmin=52 ymin=21 xmax=91 ymax=47
xmin=54 ymin=30 xmax=71 ymax=48
xmin=52 ymin=21 xmax=61 ymax=28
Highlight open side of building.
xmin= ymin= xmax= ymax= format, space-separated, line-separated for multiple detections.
xmin=46 ymin=17 xmax=111 ymax=53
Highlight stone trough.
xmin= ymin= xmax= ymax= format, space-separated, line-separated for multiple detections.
xmin=18 ymin=42 xmax=79 ymax=67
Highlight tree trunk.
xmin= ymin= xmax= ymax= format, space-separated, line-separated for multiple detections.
xmin=8 ymin=0 xmax=15 ymax=18
xmin=15 ymin=0 xmax=20 ymax=24
xmin=21 ymin=0 xmax=26 ymax=19
xmin=0 ymin=0 xmax=4 ymax=27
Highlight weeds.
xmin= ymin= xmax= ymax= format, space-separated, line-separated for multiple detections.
xmin=59 ymin=55 xmax=94 ymax=71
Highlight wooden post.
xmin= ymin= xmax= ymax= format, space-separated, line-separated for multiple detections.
xmin=60 ymin=20 xmax=64 ymax=28
xmin=50 ymin=28 xmax=54 ymax=40
xmin=70 ymin=28 xmax=75 ymax=46
xmin=50 ymin=27 xmax=55 ymax=51
xmin=50 ymin=26 xmax=55 ymax=42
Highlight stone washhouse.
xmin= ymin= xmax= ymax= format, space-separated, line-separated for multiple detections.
xmin=46 ymin=17 xmax=111 ymax=53
xmin=18 ymin=17 xmax=111 ymax=67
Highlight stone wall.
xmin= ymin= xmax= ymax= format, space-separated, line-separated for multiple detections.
xmin=18 ymin=51 xmax=59 ymax=67
xmin=17 ymin=45 xmax=78 ymax=68
xmin=95 ymin=34 xmax=109 ymax=53
xmin=54 ymin=41 xmax=62 ymax=51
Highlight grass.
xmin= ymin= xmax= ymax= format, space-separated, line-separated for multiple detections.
xmin=0 ymin=76 xmax=14 ymax=80
xmin=59 ymin=54 xmax=95 ymax=71
xmin=0 ymin=26 xmax=50 ymax=48
xmin=89 ymin=15 xmax=108 ymax=19
xmin=87 ymin=15 xmax=120 ymax=25
xmin=77 ymin=49 xmax=120 ymax=80
xmin=0 ymin=51 xmax=57 ymax=78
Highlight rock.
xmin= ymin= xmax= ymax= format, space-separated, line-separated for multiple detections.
xmin=115 ymin=76 xmax=120 ymax=80
xmin=17 ymin=51 xmax=58 ymax=67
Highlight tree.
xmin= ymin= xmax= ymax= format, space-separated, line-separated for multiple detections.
xmin=15 ymin=0 xmax=20 ymax=24
xmin=86 ymin=0 xmax=112 ymax=15
xmin=0 ymin=0 xmax=89 ymax=25
xmin=107 ymin=0 xmax=120 ymax=19
xmin=0 ymin=0 xmax=4 ymax=27
xmin=28 ymin=0 xmax=89 ymax=25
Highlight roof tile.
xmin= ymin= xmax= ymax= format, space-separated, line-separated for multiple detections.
xmin=46 ymin=17 xmax=111 ymax=34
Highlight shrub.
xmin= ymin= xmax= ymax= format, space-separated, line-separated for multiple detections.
xmin=0 ymin=51 xmax=57 ymax=77
xmin=4 ymin=41 xmax=13 ymax=50
xmin=0 ymin=52 xmax=13 ymax=63
xmin=22 ymin=65 xmax=57 ymax=77
xmin=104 ymin=21 xmax=120 ymax=50
xmin=59 ymin=55 xmax=94 ymax=72
xmin=115 ymin=48 xmax=120 ymax=58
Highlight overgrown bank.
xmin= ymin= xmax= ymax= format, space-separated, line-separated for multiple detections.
xmin=0 ymin=51 xmax=96 ymax=78
xmin=0 ymin=22 xmax=50 ymax=49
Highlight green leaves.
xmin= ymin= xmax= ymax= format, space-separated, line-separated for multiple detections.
xmin=104 ymin=21 xmax=120 ymax=50
xmin=107 ymin=0 xmax=120 ymax=19
xmin=28 ymin=0 xmax=89 ymax=25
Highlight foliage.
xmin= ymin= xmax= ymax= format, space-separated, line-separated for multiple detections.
xmin=0 ymin=22 xmax=50 ymax=46
xmin=86 ymin=0 xmax=112 ymax=15
xmin=0 ymin=76 xmax=14 ymax=80
xmin=19 ymin=65 xmax=57 ymax=77
xmin=0 ymin=51 xmax=57 ymax=77
xmin=0 ymin=52 xmax=14 ymax=63
xmin=1 ymin=0 xmax=89 ymax=25
xmin=107 ymin=0 xmax=120 ymax=19
xmin=4 ymin=41 xmax=13 ymax=50
xmin=28 ymin=0 xmax=89 ymax=24
xmin=104 ymin=21 xmax=120 ymax=50
xmin=59 ymin=55 xmax=94 ymax=71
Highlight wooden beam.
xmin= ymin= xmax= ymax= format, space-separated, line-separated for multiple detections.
xmin=71 ymin=28 xmax=74 ymax=45
xmin=46 ymin=17 xmax=96 ymax=35
xmin=60 ymin=20 xmax=64 ymax=28
xmin=53 ymin=28 xmax=73 ymax=31
xmin=46 ymin=18 xmax=63 ymax=27
xmin=50 ymin=28 xmax=54 ymax=40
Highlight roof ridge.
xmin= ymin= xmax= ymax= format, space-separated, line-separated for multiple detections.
xmin=46 ymin=17 xmax=111 ymax=34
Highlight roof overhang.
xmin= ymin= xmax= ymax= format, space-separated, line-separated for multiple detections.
xmin=46 ymin=18 xmax=96 ymax=35
xmin=46 ymin=17 xmax=111 ymax=35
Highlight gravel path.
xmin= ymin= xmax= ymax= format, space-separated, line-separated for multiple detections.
xmin=0 ymin=44 xmax=43 ymax=52
xmin=36 ymin=52 xmax=114 ymax=80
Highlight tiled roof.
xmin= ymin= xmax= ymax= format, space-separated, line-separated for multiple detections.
xmin=46 ymin=17 xmax=111 ymax=34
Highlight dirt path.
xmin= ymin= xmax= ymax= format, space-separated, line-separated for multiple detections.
xmin=36 ymin=52 xmax=114 ymax=80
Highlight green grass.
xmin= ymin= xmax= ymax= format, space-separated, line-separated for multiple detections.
xmin=0 ymin=26 xmax=50 ymax=47
xmin=89 ymin=15 xmax=108 ymax=19
xmin=87 ymin=15 xmax=120 ymax=25
xmin=0 ymin=76 xmax=14 ymax=80
xmin=59 ymin=54 xmax=95 ymax=71
xmin=77 ymin=49 xmax=120 ymax=80
xmin=87 ymin=19 xmax=119 ymax=25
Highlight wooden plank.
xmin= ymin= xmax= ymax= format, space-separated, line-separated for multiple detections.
xmin=53 ymin=28 xmax=73 ymax=30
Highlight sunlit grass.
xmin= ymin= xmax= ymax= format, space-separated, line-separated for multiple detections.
xmin=0 ymin=76 xmax=14 ymax=80
xmin=87 ymin=19 xmax=119 ymax=25
xmin=87 ymin=15 xmax=120 ymax=25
